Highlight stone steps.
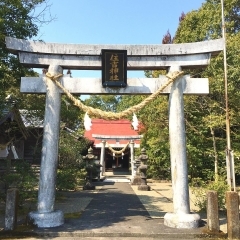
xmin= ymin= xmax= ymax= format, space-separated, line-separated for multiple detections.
xmin=103 ymin=175 xmax=131 ymax=183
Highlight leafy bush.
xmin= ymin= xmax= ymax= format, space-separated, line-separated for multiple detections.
xmin=57 ymin=129 xmax=90 ymax=191
xmin=0 ymin=160 xmax=38 ymax=205
xmin=56 ymin=167 xmax=86 ymax=191
xmin=190 ymin=177 xmax=229 ymax=212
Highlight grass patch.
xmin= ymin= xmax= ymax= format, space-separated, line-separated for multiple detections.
xmin=64 ymin=212 xmax=82 ymax=219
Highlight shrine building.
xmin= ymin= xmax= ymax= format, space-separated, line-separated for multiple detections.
xmin=84 ymin=119 xmax=142 ymax=174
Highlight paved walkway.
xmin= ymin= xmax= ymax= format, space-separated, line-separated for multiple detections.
xmin=0 ymin=180 xmax=228 ymax=239
xmin=132 ymin=181 xmax=227 ymax=233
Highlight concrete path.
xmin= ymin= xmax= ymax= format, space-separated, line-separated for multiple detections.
xmin=0 ymin=181 xmax=227 ymax=239
xmin=133 ymin=181 xmax=227 ymax=233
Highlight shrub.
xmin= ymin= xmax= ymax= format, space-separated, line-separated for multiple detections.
xmin=56 ymin=130 xmax=90 ymax=191
xmin=0 ymin=160 xmax=38 ymax=205
xmin=56 ymin=166 xmax=86 ymax=191
xmin=190 ymin=177 xmax=229 ymax=212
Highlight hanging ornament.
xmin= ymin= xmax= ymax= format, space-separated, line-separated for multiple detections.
xmin=84 ymin=112 xmax=92 ymax=131
xmin=132 ymin=113 xmax=139 ymax=130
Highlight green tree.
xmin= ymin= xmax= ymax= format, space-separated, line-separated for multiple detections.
xmin=119 ymin=0 xmax=240 ymax=181
xmin=84 ymin=95 xmax=121 ymax=112
xmin=0 ymin=0 xmax=53 ymax=115
xmin=57 ymin=129 xmax=90 ymax=190
xmin=117 ymin=93 xmax=171 ymax=179
xmin=173 ymin=0 xmax=240 ymax=181
xmin=0 ymin=1 xmax=90 ymax=192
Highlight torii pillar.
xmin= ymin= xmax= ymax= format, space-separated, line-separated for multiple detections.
xmin=130 ymin=140 xmax=135 ymax=179
xmin=100 ymin=140 xmax=106 ymax=178
xmin=164 ymin=66 xmax=200 ymax=228
xmin=28 ymin=65 xmax=64 ymax=227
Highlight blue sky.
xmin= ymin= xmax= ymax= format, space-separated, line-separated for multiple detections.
xmin=35 ymin=0 xmax=205 ymax=78
xmin=37 ymin=0 xmax=205 ymax=44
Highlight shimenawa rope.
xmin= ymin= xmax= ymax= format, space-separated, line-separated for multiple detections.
xmin=106 ymin=142 xmax=129 ymax=154
xmin=45 ymin=71 xmax=184 ymax=120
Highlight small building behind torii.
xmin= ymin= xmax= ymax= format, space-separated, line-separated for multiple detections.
xmin=84 ymin=119 xmax=142 ymax=175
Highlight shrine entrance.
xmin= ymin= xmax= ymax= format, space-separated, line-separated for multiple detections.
xmin=5 ymin=37 xmax=224 ymax=229
xmin=84 ymin=119 xmax=142 ymax=175
xmin=105 ymin=151 xmax=129 ymax=170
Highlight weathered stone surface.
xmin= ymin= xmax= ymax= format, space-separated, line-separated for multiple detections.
xmin=28 ymin=210 xmax=64 ymax=228
xmin=6 ymin=37 xmax=224 ymax=56
xmin=100 ymin=141 xmax=106 ymax=178
xmin=83 ymin=147 xmax=97 ymax=190
xmin=207 ymin=190 xmax=220 ymax=233
xmin=164 ymin=66 xmax=200 ymax=229
xmin=168 ymin=66 xmax=190 ymax=215
xmin=164 ymin=213 xmax=201 ymax=229
xmin=137 ymin=149 xmax=150 ymax=191
xmin=17 ymin=52 xmax=211 ymax=69
xmin=20 ymin=76 xmax=209 ymax=95
xmin=130 ymin=140 xmax=135 ymax=179
xmin=83 ymin=182 xmax=95 ymax=190
xmin=138 ymin=184 xmax=151 ymax=191
xmin=226 ymin=191 xmax=240 ymax=239
xmin=131 ymin=176 xmax=142 ymax=185
xmin=28 ymin=65 xmax=64 ymax=228
xmin=5 ymin=188 xmax=19 ymax=230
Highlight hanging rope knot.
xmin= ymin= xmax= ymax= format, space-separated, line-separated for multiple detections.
xmin=46 ymin=72 xmax=63 ymax=81
xmin=106 ymin=142 xmax=130 ymax=154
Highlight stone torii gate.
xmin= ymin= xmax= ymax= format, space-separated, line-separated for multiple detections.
xmin=5 ymin=37 xmax=223 ymax=228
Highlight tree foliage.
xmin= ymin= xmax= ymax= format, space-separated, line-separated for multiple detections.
xmin=0 ymin=0 xmax=51 ymax=101
xmin=172 ymin=0 xmax=240 ymax=181
xmin=0 ymin=1 xmax=88 ymax=171
xmin=117 ymin=0 xmax=240 ymax=181
xmin=2 ymin=0 xmax=240 ymax=184
xmin=83 ymin=95 xmax=122 ymax=112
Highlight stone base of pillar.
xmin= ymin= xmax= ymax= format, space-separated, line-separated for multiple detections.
xmin=83 ymin=183 xmax=95 ymax=190
xmin=164 ymin=212 xmax=200 ymax=229
xmin=28 ymin=210 xmax=64 ymax=228
xmin=83 ymin=182 xmax=96 ymax=190
xmin=131 ymin=176 xmax=142 ymax=185
xmin=138 ymin=184 xmax=150 ymax=191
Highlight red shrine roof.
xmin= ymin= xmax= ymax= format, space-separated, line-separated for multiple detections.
xmin=84 ymin=119 xmax=141 ymax=146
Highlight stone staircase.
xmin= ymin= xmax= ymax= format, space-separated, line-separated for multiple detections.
xmin=103 ymin=175 xmax=131 ymax=183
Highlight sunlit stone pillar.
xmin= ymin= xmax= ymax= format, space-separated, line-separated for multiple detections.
xmin=100 ymin=140 xmax=106 ymax=178
xmin=130 ymin=140 xmax=135 ymax=179
xmin=164 ymin=66 xmax=200 ymax=228
xmin=28 ymin=65 xmax=64 ymax=228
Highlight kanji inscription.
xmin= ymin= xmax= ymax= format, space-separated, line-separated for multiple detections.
xmin=102 ymin=49 xmax=127 ymax=88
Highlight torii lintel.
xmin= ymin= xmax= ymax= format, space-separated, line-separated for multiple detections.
xmin=5 ymin=37 xmax=224 ymax=70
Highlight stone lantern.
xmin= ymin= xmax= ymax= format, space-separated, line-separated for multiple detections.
xmin=131 ymin=156 xmax=141 ymax=185
xmin=138 ymin=148 xmax=150 ymax=191
xmin=83 ymin=147 xmax=97 ymax=190
xmin=94 ymin=158 xmax=102 ymax=182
